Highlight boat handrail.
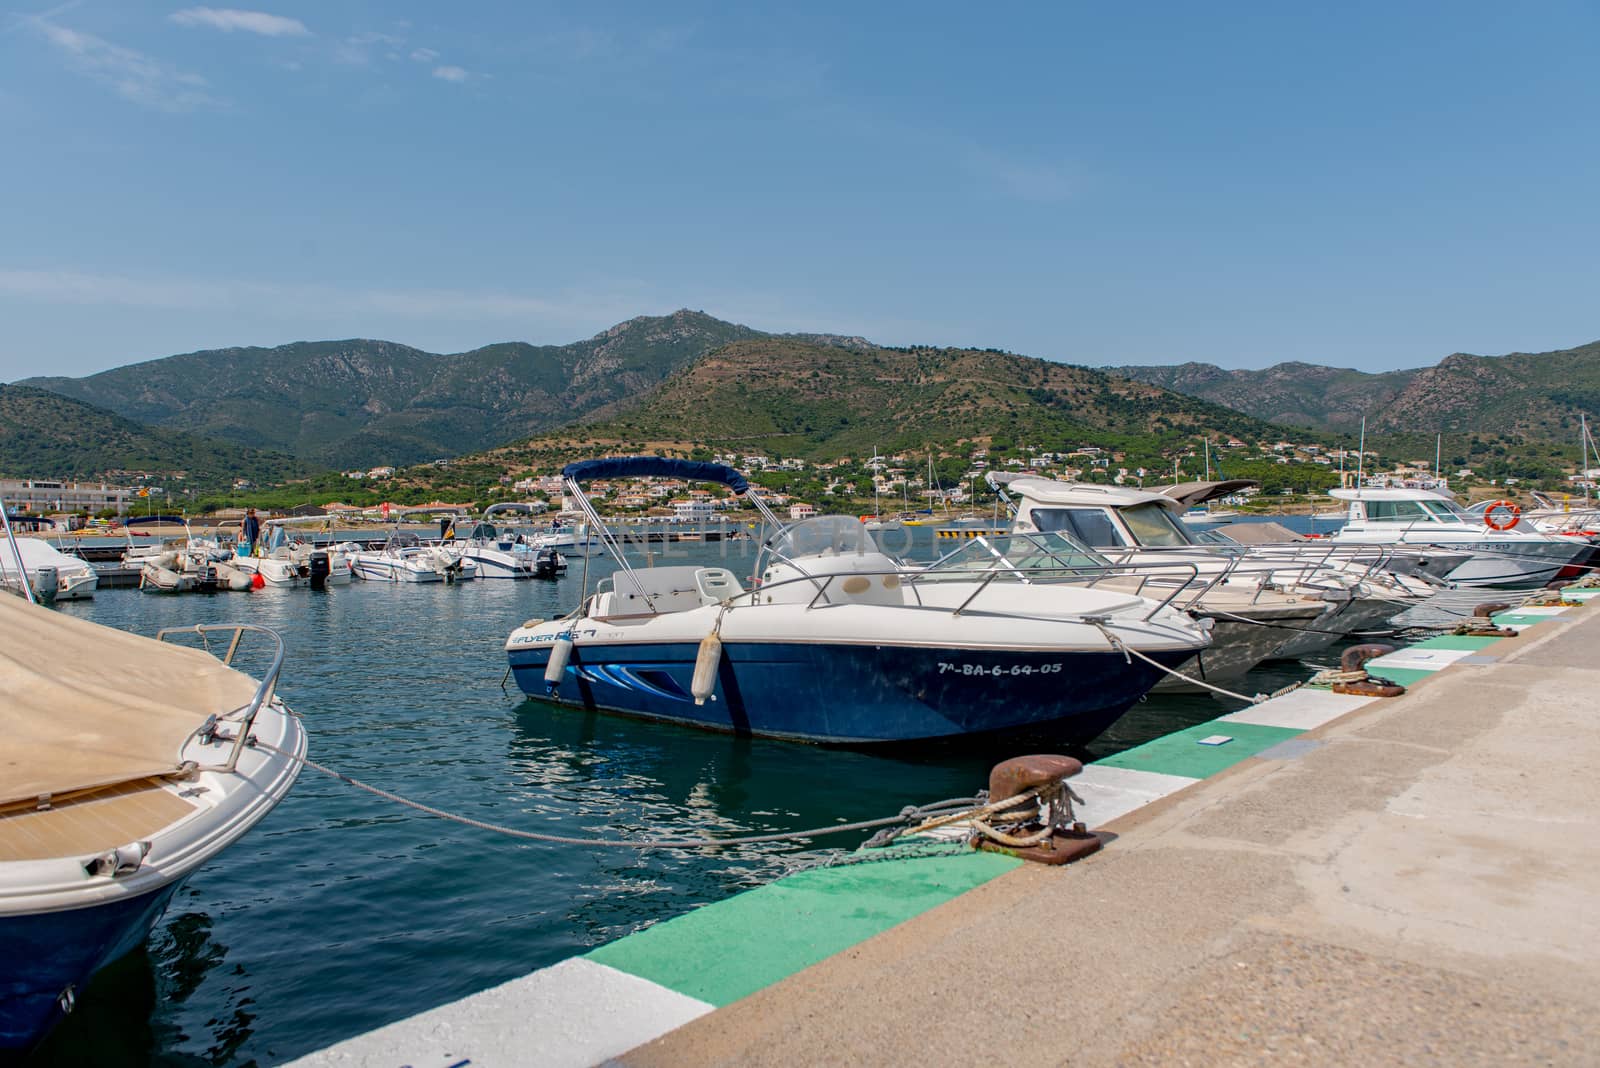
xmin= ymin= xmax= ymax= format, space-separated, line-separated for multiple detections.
xmin=746 ymin=557 xmax=1203 ymax=623
xmin=155 ymin=623 xmax=287 ymax=775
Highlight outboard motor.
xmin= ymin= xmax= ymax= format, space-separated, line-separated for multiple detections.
xmin=32 ymin=566 xmax=59 ymax=603
xmin=533 ymin=548 xmax=560 ymax=580
xmin=309 ymin=551 xmax=331 ymax=590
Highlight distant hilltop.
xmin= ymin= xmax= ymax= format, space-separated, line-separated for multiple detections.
xmin=1112 ymin=339 xmax=1600 ymax=438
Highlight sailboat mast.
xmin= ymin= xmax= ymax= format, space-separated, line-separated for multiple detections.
xmin=1356 ymin=416 xmax=1367 ymax=487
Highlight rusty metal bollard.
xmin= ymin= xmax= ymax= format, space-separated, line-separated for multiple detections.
xmin=1331 ymin=644 xmax=1407 ymax=698
xmin=1453 ymin=602 xmax=1518 ymax=638
xmin=974 ymin=755 xmax=1102 ymax=866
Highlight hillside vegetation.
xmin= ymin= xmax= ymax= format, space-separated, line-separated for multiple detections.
xmin=21 ymin=310 xmax=768 ymax=468
xmin=497 ymin=338 xmax=1283 ymax=464
xmin=0 ymin=385 xmax=310 ymax=488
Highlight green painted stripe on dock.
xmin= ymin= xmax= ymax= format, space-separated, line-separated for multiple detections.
xmin=585 ymin=850 xmax=1019 ymax=1006
xmin=1366 ymin=666 xmax=1436 ymax=687
xmin=1094 ymin=721 xmax=1301 ymax=779
xmin=1409 ymin=634 xmax=1505 ymax=651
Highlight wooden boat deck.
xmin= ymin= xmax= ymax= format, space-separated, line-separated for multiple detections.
xmin=0 ymin=778 xmax=197 ymax=861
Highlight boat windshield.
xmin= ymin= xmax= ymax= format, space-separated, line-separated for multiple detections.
xmin=1119 ymin=502 xmax=1196 ymax=547
xmin=387 ymin=530 xmax=422 ymax=549
xmin=1420 ymin=500 xmax=1465 ymax=523
xmin=919 ymin=532 xmax=1111 ymax=583
xmin=764 ymin=515 xmax=881 ymax=560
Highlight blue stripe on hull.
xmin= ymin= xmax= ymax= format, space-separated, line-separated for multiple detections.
xmin=0 ymin=881 xmax=183 ymax=1052
xmin=509 ymin=641 xmax=1188 ymax=745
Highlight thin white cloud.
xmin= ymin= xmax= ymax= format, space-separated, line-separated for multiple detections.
xmin=410 ymin=47 xmax=437 ymax=62
xmin=0 ymin=268 xmax=642 ymax=327
xmin=169 ymin=7 xmax=310 ymax=37
xmin=963 ymin=149 xmax=1074 ymax=204
xmin=432 ymin=65 xmax=469 ymax=83
xmin=335 ymin=30 xmax=404 ymax=65
xmin=25 ymin=18 xmax=220 ymax=112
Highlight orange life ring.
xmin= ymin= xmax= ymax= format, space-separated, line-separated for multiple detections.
xmin=1483 ymin=500 xmax=1521 ymax=531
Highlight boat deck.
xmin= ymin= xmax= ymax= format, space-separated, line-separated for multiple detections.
xmin=0 ymin=778 xmax=195 ymax=861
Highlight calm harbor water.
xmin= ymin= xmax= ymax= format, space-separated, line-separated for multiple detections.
xmin=28 ymin=526 xmax=1330 ymax=1066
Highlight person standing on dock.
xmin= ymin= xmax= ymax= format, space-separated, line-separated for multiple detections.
xmin=242 ymin=508 xmax=261 ymax=556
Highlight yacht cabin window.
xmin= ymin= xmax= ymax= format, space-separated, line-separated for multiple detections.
xmin=1364 ymin=499 xmax=1461 ymax=523
xmin=1030 ymin=508 xmax=1125 ymax=547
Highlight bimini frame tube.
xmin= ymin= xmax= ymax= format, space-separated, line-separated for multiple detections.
xmin=560 ymin=457 xmax=783 ymax=613
xmin=0 ymin=490 xmax=37 ymax=604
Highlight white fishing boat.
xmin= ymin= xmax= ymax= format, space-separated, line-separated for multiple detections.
xmin=1327 ymin=487 xmax=1588 ymax=588
xmin=506 ymin=458 xmax=1209 ymax=745
xmin=0 ymin=593 xmax=304 ymax=1054
xmin=348 ymin=530 xmax=473 ymax=583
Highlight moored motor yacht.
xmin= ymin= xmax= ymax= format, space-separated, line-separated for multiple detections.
xmin=506 ymin=458 xmax=1210 ymax=745
xmin=991 ymin=476 xmax=1430 ymax=669
xmin=1328 ymin=487 xmax=1588 ymax=588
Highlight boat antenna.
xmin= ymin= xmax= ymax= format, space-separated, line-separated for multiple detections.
xmin=0 ymin=490 xmax=37 ymax=603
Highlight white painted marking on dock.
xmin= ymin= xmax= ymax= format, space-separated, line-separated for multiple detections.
xmin=1219 ymin=689 xmax=1376 ymax=730
xmin=1072 ymin=765 xmax=1199 ymax=828
xmin=1500 ymin=605 xmax=1571 ymax=616
xmin=281 ymin=958 xmax=712 ymax=1068
xmin=1367 ymin=647 xmax=1477 ymax=672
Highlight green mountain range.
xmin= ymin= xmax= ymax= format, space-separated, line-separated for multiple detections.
xmin=1113 ymin=339 xmax=1600 ymax=438
xmin=20 ymin=310 xmax=770 ymax=468
xmin=0 ymin=385 xmax=308 ymax=489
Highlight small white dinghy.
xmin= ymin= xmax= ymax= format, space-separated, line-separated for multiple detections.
xmin=0 ymin=595 xmax=306 ymax=1053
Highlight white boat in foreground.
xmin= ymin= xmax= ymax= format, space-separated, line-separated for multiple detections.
xmin=0 ymin=595 xmax=304 ymax=1053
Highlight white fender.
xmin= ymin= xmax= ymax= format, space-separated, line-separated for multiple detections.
xmin=691 ymin=633 xmax=722 ymax=705
xmin=544 ymin=636 xmax=574 ymax=688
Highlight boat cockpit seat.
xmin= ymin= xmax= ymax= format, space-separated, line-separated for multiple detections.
xmin=694 ymin=567 xmax=744 ymax=605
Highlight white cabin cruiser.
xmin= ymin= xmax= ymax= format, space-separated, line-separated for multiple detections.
xmin=507 ymin=458 xmax=1209 ymax=745
xmin=0 ymin=594 xmax=304 ymax=1053
xmin=992 ymin=476 xmax=1432 ymax=667
xmin=1328 ymin=488 xmax=1588 ymax=588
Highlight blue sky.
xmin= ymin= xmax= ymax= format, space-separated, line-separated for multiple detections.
xmin=1 ymin=2 xmax=1597 ymax=379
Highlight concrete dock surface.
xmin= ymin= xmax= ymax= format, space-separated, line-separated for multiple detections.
xmin=624 ymin=608 xmax=1600 ymax=1067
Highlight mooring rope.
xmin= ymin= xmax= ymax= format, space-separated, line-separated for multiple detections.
xmin=253 ymin=739 xmax=990 ymax=851
xmin=1093 ymin=623 xmax=1289 ymax=704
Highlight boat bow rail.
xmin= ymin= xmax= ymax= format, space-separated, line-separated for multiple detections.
xmin=154 ymin=623 xmax=287 ymax=774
